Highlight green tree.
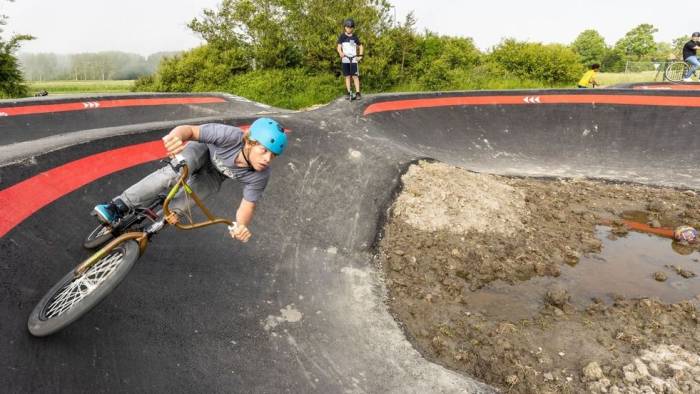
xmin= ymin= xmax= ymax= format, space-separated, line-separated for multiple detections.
xmin=188 ymin=0 xmax=295 ymax=69
xmin=188 ymin=0 xmax=392 ymax=73
xmin=359 ymin=12 xmax=418 ymax=90
xmin=392 ymin=12 xmax=418 ymax=77
xmin=601 ymin=47 xmax=625 ymax=72
xmin=672 ymin=35 xmax=688 ymax=60
xmin=0 ymin=0 xmax=34 ymax=97
xmin=652 ymin=42 xmax=674 ymax=62
xmin=571 ymin=29 xmax=606 ymax=66
xmin=413 ymin=32 xmax=481 ymax=90
xmin=282 ymin=0 xmax=392 ymax=72
xmin=614 ymin=24 xmax=658 ymax=60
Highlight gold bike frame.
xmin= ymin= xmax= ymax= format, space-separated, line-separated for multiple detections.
xmin=74 ymin=162 xmax=233 ymax=276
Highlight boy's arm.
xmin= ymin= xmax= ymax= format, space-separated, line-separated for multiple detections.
xmin=337 ymin=43 xmax=344 ymax=58
xmin=163 ymin=125 xmax=201 ymax=155
xmin=236 ymin=199 xmax=255 ymax=226
xmin=358 ymin=44 xmax=364 ymax=59
xmin=231 ymin=199 xmax=255 ymax=242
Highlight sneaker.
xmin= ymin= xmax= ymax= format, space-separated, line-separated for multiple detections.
xmin=350 ymin=92 xmax=357 ymax=101
xmin=345 ymin=92 xmax=352 ymax=100
xmin=683 ymin=77 xmax=693 ymax=82
xmin=355 ymin=92 xmax=362 ymax=100
xmin=92 ymin=202 xmax=123 ymax=226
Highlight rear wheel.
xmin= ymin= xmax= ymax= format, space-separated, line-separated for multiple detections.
xmin=83 ymin=223 xmax=114 ymax=249
xmin=28 ymin=240 xmax=140 ymax=337
xmin=664 ymin=62 xmax=690 ymax=82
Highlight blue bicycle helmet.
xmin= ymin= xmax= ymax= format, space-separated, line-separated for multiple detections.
xmin=249 ymin=117 xmax=287 ymax=155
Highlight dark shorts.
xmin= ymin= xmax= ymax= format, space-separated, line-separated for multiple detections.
xmin=342 ymin=62 xmax=359 ymax=77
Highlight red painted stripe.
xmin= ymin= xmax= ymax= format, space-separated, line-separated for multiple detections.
xmin=0 ymin=141 xmax=167 ymax=237
xmin=363 ymin=94 xmax=700 ymax=115
xmin=0 ymin=96 xmax=226 ymax=117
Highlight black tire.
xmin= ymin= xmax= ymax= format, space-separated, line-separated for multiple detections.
xmin=28 ymin=240 xmax=140 ymax=337
xmin=83 ymin=223 xmax=115 ymax=249
xmin=664 ymin=62 xmax=690 ymax=83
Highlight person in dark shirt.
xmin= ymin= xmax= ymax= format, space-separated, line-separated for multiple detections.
xmin=336 ymin=18 xmax=364 ymax=100
xmin=682 ymin=32 xmax=700 ymax=81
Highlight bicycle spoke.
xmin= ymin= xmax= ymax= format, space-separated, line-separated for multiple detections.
xmin=97 ymin=226 xmax=111 ymax=237
xmin=43 ymin=250 xmax=124 ymax=319
xmin=665 ymin=62 xmax=690 ymax=82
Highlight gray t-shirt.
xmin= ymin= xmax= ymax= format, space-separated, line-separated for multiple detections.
xmin=198 ymin=123 xmax=270 ymax=202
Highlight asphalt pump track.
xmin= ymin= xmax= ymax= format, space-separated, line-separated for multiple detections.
xmin=1 ymin=90 xmax=698 ymax=392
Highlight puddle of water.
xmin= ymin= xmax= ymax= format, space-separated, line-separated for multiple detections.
xmin=622 ymin=210 xmax=655 ymax=224
xmin=465 ymin=226 xmax=700 ymax=321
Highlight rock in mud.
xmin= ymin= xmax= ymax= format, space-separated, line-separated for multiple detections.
xmin=544 ymin=285 xmax=569 ymax=308
xmin=654 ymin=271 xmax=667 ymax=282
xmin=647 ymin=200 xmax=665 ymax=212
xmin=669 ymin=265 xmax=697 ymax=278
xmin=583 ymin=361 xmax=605 ymax=381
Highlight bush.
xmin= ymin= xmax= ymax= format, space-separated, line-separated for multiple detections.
xmin=225 ymin=68 xmax=340 ymax=109
xmin=407 ymin=34 xmax=482 ymax=91
xmin=450 ymin=63 xmax=550 ymax=90
xmin=489 ymin=39 xmax=583 ymax=85
xmin=133 ymin=32 xmax=587 ymax=109
xmin=134 ymin=44 xmax=249 ymax=92
xmin=419 ymin=58 xmax=453 ymax=91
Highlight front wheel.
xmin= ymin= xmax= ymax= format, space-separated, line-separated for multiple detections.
xmin=28 ymin=240 xmax=140 ymax=337
xmin=664 ymin=62 xmax=690 ymax=83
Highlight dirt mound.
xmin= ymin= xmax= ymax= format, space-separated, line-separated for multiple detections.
xmin=378 ymin=161 xmax=700 ymax=393
xmin=392 ymin=161 xmax=526 ymax=236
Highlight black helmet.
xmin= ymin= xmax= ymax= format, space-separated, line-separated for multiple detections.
xmin=693 ymin=32 xmax=700 ymax=37
xmin=344 ymin=18 xmax=355 ymax=28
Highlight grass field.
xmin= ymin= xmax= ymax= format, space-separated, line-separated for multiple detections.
xmin=596 ymin=71 xmax=663 ymax=86
xmin=27 ymin=80 xmax=135 ymax=95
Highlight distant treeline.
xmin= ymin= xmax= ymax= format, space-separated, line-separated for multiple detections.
xmin=18 ymin=51 xmax=180 ymax=81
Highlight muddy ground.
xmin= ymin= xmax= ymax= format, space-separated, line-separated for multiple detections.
xmin=377 ymin=161 xmax=700 ymax=393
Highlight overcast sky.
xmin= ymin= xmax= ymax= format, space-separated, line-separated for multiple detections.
xmin=2 ymin=0 xmax=694 ymax=56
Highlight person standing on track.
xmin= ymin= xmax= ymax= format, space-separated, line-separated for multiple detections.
xmin=337 ymin=18 xmax=364 ymax=100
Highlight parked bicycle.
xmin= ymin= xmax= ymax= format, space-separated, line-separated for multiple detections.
xmin=27 ymin=155 xmax=237 ymax=337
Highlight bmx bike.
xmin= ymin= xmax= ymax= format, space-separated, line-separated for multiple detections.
xmin=27 ymin=155 xmax=236 ymax=337
xmin=663 ymin=61 xmax=695 ymax=83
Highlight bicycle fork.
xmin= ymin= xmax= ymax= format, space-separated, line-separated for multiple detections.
xmin=73 ymin=231 xmax=150 ymax=277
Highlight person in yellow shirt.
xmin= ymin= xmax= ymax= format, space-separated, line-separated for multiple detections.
xmin=577 ymin=63 xmax=600 ymax=88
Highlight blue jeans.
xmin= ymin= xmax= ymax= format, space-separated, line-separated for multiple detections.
xmin=685 ymin=56 xmax=700 ymax=78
